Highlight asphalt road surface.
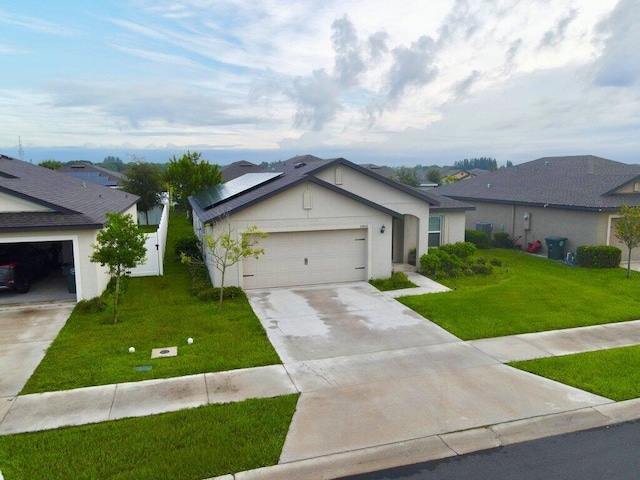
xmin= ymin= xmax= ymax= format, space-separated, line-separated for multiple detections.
xmin=341 ymin=419 xmax=640 ymax=480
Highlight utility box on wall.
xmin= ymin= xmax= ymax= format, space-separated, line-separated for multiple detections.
xmin=523 ymin=212 xmax=531 ymax=230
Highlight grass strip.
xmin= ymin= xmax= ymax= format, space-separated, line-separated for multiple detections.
xmin=509 ymin=345 xmax=640 ymax=401
xmin=22 ymin=212 xmax=280 ymax=393
xmin=0 ymin=395 xmax=298 ymax=480
xmin=399 ymin=249 xmax=640 ymax=340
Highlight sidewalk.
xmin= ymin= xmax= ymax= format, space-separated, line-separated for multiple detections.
xmin=383 ymin=271 xmax=451 ymax=297
xmin=0 ymin=365 xmax=298 ymax=435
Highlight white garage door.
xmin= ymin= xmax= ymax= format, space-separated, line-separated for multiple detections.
xmin=242 ymin=229 xmax=367 ymax=289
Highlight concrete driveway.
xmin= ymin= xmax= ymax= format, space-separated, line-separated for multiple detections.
xmin=0 ymin=304 xmax=74 ymax=399
xmin=247 ymin=282 xmax=613 ymax=464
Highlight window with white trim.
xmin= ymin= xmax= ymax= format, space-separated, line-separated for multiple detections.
xmin=428 ymin=215 xmax=442 ymax=247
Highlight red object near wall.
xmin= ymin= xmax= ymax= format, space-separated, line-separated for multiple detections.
xmin=526 ymin=240 xmax=542 ymax=253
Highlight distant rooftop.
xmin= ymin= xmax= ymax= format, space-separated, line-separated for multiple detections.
xmin=59 ymin=162 xmax=125 ymax=188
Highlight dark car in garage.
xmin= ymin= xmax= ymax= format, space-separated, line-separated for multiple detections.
xmin=0 ymin=244 xmax=50 ymax=293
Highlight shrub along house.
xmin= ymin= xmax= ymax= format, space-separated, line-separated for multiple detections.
xmin=435 ymin=155 xmax=640 ymax=260
xmin=0 ymin=154 xmax=139 ymax=301
xmin=188 ymin=155 xmax=473 ymax=290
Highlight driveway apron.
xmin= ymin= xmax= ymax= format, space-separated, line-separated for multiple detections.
xmin=0 ymin=304 xmax=74 ymax=399
xmin=247 ymin=282 xmax=612 ymax=463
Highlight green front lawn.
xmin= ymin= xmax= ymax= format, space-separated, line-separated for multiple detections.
xmin=22 ymin=212 xmax=281 ymax=393
xmin=400 ymin=249 xmax=640 ymax=340
xmin=0 ymin=395 xmax=298 ymax=480
xmin=510 ymin=345 xmax=640 ymax=401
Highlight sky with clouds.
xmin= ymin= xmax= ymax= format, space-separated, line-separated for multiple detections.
xmin=0 ymin=0 xmax=638 ymax=166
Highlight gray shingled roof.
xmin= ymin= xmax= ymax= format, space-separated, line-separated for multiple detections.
xmin=60 ymin=162 xmax=126 ymax=187
xmin=190 ymin=155 xmax=473 ymax=224
xmin=434 ymin=155 xmax=640 ymax=211
xmin=0 ymin=155 xmax=139 ymax=231
xmin=220 ymin=161 xmax=268 ymax=182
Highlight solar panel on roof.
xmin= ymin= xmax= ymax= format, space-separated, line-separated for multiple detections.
xmin=193 ymin=172 xmax=283 ymax=210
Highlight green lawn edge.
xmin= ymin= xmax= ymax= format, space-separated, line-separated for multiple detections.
xmin=509 ymin=345 xmax=640 ymax=401
xmin=0 ymin=395 xmax=298 ymax=480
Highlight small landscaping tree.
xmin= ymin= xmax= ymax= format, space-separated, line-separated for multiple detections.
xmin=394 ymin=166 xmax=420 ymax=187
xmin=122 ymin=158 xmax=164 ymax=224
xmin=185 ymin=223 xmax=267 ymax=308
xmin=164 ymin=151 xmax=222 ymax=208
xmin=90 ymin=212 xmax=146 ymax=323
xmin=614 ymin=204 xmax=640 ymax=278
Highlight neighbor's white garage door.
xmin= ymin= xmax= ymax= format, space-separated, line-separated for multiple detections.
xmin=242 ymin=229 xmax=367 ymax=289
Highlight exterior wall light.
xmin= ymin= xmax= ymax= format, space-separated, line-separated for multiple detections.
xmin=380 ymin=225 xmax=386 ymax=234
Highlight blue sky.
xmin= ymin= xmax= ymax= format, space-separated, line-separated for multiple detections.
xmin=1 ymin=0 xmax=638 ymax=166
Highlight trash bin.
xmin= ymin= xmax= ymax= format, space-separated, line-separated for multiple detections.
xmin=62 ymin=264 xmax=76 ymax=293
xmin=545 ymin=236 xmax=568 ymax=260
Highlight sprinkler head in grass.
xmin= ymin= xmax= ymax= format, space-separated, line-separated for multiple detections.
xmin=187 ymin=337 xmax=194 ymax=345
xmin=129 ymin=347 xmax=135 ymax=353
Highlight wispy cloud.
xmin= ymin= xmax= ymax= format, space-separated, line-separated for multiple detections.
xmin=47 ymin=80 xmax=256 ymax=128
xmin=0 ymin=43 xmax=26 ymax=54
xmin=538 ymin=8 xmax=578 ymax=49
xmin=0 ymin=10 xmax=78 ymax=36
xmin=110 ymin=44 xmax=211 ymax=73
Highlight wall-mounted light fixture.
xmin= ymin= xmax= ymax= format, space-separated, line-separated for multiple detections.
xmin=380 ymin=225 xmax=386 ymax=234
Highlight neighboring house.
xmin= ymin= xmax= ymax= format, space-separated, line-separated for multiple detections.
xmin=439 ymin=168 xmax=477 ymax=183
xmin=220 ymin=160 xmax=267 ymax=182
xmin=0 ymin=154 xmax=139 ymax=300
xmin=189 ymin=155 xmax=472 ymax=290
xmin=435 ymin=155 xmax=640 ymax=259
xmin=59 ymin=161 xmax=126 ymax=188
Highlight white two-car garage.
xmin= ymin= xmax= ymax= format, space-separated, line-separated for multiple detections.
xmin=242 ymin=229 xmax=368 ymax=289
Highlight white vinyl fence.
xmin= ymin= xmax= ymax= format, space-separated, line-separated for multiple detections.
xmin=129 ymin=200 xmax=169 ymax=277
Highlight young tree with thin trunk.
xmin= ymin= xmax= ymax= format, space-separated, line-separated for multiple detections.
xmin=90 ymin=212 xmax=146 ymax=322
xmin=183 ymin=223 xmax=267 ymax=308
xmin=614 ymin=204 xmax=640 ymax=279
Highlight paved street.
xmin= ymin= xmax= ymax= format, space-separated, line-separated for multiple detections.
xmin=340 ymin=419 xmax=640 ymax=480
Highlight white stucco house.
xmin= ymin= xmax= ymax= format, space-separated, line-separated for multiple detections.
xmin=189 ymin=155 xmax=472 ymax=290
xmin=0 ymin=154 xmax=139 ymax=301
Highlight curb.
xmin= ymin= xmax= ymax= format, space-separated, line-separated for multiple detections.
xmin=208 ymin=399 xmax=640 ymax=480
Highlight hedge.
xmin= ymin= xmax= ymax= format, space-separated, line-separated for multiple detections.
xmin=465 ymin=229 xmax=491 ymax=249
xmin=575 ymin=245 xmax=622 ymax=268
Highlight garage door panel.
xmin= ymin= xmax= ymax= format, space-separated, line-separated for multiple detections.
xmin=243 ymin=229 xmax=367 ymax=289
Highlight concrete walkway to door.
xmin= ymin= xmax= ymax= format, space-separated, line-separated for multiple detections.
xmin=246 ymin=282 xmax=616 ymax=464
